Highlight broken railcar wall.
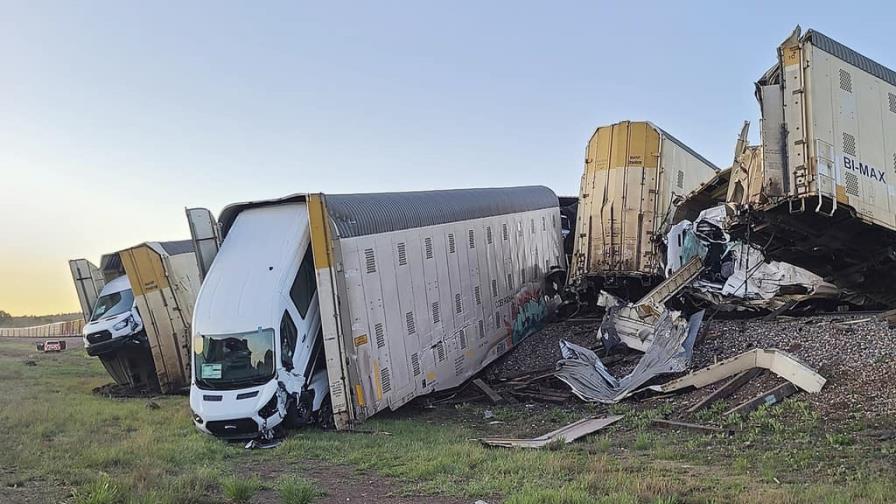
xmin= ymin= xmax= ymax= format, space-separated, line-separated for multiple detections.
xmin=569 ymin=121 xmax=719 ymax=295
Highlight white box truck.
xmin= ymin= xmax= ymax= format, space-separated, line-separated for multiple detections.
xmin=728 ymin=27 xmax=896 ymax=305
xmin=70 ymin=240 xmax=201 ymax=392
xmin=186 ymin=186 xmax=566 ymax=437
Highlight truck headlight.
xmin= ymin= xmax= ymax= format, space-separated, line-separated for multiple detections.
xmin=113 ymin=316 xmax=134 ymax=331
xmin=259 ymin=394 xmax=280 ymax=419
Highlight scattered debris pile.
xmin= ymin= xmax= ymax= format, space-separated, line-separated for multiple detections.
xmin=691 ymin=315 xmax=896 ymax=418
xmin=666 ymin=206 xmax=841 ymax=312
xmin=486 ymin=320 xmax=598 ymax=382
xmin=555 ymin=310 xmax=703 ymax=403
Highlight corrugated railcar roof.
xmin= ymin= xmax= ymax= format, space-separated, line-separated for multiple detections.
xmin=219 ymin=186 xmax=559 ymax=240
xmin=157 ymin=240 xmax=195 ymax=256
xmin=325 ymin=186 xmax=558 ymax=238
xmin=805 ymin=29 xmax=896 ymax=89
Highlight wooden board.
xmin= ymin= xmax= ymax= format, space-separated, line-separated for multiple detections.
xmin=685 ymin=368 xmax=763 ymax=414
xmin=472 ymin=379 xmax=505 ymax=404
xmin=724 ymin=382 xmax=798 ymax=416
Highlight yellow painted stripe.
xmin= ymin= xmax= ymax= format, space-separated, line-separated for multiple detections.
xmin=355 ymin=384 xmax=366 ymax=408
xmin=307 ymin=194 xmax=331 ymax=269
xmin=373 ymin=361 xmax=383 ymax=401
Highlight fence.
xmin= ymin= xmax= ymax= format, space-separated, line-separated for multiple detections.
xmin=0 ymin=319 xmax=85 ymax=338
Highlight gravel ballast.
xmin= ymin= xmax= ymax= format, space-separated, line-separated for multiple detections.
xmin=486 ymin=312 xmax=896 ymax=419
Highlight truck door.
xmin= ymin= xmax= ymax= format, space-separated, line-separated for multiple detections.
xmin=69 ymin=259 xmax=105 ymax=322
xmin=186 ymin=207 xmax=220 ymax=281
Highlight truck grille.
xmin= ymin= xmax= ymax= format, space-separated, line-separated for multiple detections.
xmin=205 ymin=418 xmax=259 ymax=438
xmin=86 ymin=331 xmax=112 ymax=344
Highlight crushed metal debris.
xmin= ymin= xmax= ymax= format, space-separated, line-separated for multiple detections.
xmin=480 ymin=415 xmax=624 ymax=449
xmin=555 ymin=310 xmax=704 ymax=403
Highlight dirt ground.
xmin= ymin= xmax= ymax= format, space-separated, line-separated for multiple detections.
xmin=240 ymin=459 xmax=471 ymax=504
xmin=0 ymin=459 xmax=474 ymax=504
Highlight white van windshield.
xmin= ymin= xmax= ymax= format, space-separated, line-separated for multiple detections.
xmin=90 ymin=289 xmax=134 ymax=322
xmin=194 ymin=328 xmax=276 ymax=389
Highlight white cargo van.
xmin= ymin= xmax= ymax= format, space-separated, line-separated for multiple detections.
xmin=82 ymin=275 xmax=145 ymax=355
xmin=187 ymin=187 xmax=565 ymax=438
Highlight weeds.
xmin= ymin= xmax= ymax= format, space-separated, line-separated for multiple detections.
xmin=72 ymin=474 xmax=120 ymax=504
xmin=633 ymin=432 xmax=654 ymax=451
xmin=827 ymin=433 xmax=853 ymax=447
xmin=544 ymin=438 xmax=566 ymax=451
xmin=221 ymin=476 xmax=261 ymax=503
xmin=277 ymin=476 xmax=322 ymax=504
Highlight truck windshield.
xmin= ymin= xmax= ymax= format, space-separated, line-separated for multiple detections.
xmin=90 ymin=289 xmax=135 ymax=322
xmin=194 ymin=328 xmax=276 ymax=390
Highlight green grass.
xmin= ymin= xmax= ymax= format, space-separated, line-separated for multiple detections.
xmin=277 ymin=475 xmax=323 ymax=504
xmin=221 ymin=476 xmax=261 ymax=502
xmin=2 ymin=339 xmax=896 ymax=504
xmin=71 ymin=474 xmax=121 ymax=504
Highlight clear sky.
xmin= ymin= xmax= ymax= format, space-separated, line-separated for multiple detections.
xmin=2 ymin=1 xmax=895 ymax=315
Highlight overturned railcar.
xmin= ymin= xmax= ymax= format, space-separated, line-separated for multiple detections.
xmin=187 ymin=187 xmax=567 ymax=434
xmin=569 ymin=121 xmax=719 ymax=300
xmin=729 ymin=27 xmax=896 ymax=305
xmin=70 ymin=241 xmax=201 ymax=392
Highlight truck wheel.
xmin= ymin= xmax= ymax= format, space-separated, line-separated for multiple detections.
xmin=316 ymin=398 xmax=335 ymax=430
xmin=286 ymin=394 xmax=313 ymax=427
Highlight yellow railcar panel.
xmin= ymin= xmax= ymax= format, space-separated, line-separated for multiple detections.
xmin=573 ymin=121 xmax=667 ymax=278
xmin=120 ymin=246 xmax=169 ymax=296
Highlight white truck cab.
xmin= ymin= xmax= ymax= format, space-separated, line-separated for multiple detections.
xmin=190 ymin=203 xmax=330 ymax=439
xmin=82 ymin=275 xmax=145 ymax=356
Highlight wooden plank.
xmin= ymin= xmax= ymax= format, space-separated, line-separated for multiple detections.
xmin=495 ymin=365 xmax=555 ymax=383
xmin=472 ymin=379 xmax=505 ymax=404
xmin=509 ymin=390 xmax=569 ymax=404
xmin=685 ymin=368 xmax=763 ymax=415
xmin=724 ymin=382 xmax=798 ymax=416
xmin=506 ymin=371 xmax=556 ymax=387
xmin=651 ymin=419 xmax=734 ymax=436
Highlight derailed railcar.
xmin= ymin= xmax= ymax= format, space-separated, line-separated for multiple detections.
xmin=729 ymin=27 xmax=896 ymax=305
xmin=118 ymin=241 xmax=202 ymax=393
xmin=569 ymin=121 xmax=718 ymax=300
xmin=187 ymin=187 xmax=566 ymax=435
xmin=69 ymin=240 xmax=201 ymax=392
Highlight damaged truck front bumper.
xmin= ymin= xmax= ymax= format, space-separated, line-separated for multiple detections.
xmin=190 ymin=380 xmax=285 ymax=440
xmin=84 ymin=330 xmax=149 ymax=357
